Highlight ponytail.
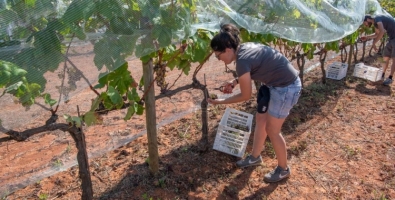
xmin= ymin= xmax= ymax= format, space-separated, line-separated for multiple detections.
xmin=211 ymin=23 xmax=241 ymax=52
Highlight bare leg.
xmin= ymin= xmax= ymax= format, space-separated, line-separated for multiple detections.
xmin=382 ymin=57 xmax=390 ymax=76
xmin=251 ymin=113 xmax=268 ymax=158
xmin=265 ymin=114 xmax=287 ymax=169
xmin=390 ymin=57 xmax=395 ymax=77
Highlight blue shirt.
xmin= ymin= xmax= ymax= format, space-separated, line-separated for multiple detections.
xmin=374 ymin=14 xmax=395 ymax=40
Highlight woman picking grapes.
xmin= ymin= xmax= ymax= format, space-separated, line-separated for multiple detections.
xmin=208 ymin=24 xmax=302 ymax=183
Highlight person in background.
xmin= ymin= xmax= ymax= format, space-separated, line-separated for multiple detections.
xmin=207 ymin=24 xmax=302 ymax=183
xmin=362 ymin=14 xmax=395 ymax=86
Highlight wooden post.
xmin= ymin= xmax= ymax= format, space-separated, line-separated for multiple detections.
xmin=200 ymin=75 xmax=209 ymax=149
xmin=72 ymin=127 xmax=93 ymax=200
xmin=73 ymin=106 xmax=93 ymax=200
xmin=348 ymin=43 xmax=353 ymax=68
xmin=143 ymin=59 xmax=159 ymax=174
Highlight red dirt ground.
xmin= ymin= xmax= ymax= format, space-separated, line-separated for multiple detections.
xmin=1 ymin=42 xmax=395 ymax=200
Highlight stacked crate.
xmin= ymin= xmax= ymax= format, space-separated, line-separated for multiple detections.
xmin=326 ymin=62 xmax=348 ymax=80
xmin=352 ymin=63 xmax=383 ymax=82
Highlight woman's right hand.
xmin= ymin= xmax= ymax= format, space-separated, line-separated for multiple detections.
xmin=220 ymin=81 xmax=234 ymax=94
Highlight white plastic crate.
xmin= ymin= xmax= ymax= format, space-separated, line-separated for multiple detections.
xmin=352 ymin=63 xmax=383 ymax=82
xmin=213 ymin=108 xmax=253 ymax=157
xmin=326 ymin=62 xmax=348 ymax=80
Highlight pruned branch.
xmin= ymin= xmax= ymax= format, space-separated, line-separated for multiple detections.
xmin=54 ymin=33 xmax=76 ymax=114
xmin=193 ymin=52 xmax=213 ymax=78
xmin=5 ymin=123 xmax=72 ymax=141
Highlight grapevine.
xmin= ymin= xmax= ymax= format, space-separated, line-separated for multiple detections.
xmin=153 ymin=64 xmax=168 ymax=93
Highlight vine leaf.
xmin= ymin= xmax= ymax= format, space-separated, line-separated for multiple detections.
xmin=107 ymin=86 xmax=123 ymax=108
xmin=62 ymin=0 xmax=95 ymax=24
xmin=153 ymin=26 xmax=172 ymax=47
xmin=0 ymin=9 xmax=18 ymax=25
xmin=4 ymin=81 xmax=23 ymax=94
xmin=167 ymin=57 xmax=180 ymax=70
xmin=43 ymin=93 xmax=57 ymax=107
xmin=179 ymin=60 xmax=191 ymax=75
xmin=124 ymin=106 xmax=135 ymax=121
xmin=127 ymin=88 xmax=140 ymax=102
xmin=136 ymin=103 xmax=145 ymax=115
xmin=83 ymin=111 xmax=102 ymax=126
xmin=64 ymin=114 xmax=82 ymax=128
xmin=90 ymin=97 xmax=102 ymax=111
xmin=97 ymin=62 xmax=132 ymax=95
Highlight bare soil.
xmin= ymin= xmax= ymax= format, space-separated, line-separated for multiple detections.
xmin=1 ymin=43 xmax=395 ymax=200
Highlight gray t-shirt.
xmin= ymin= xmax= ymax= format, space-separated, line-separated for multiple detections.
xmin=374 ymin=14 xmax=395 ymax=40
xmin=235 ymin=43 xmax=299 ymax=87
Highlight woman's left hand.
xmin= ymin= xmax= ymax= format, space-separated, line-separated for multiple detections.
xmin=220 ymin=81 xmax=234 ymax=94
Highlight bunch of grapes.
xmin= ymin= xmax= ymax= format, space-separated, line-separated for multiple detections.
xmin=67 ymin=68 xmax=82 ymax=91
xmin=56 ymin=67 xmax=82 ymax=103
xmin=210 ymin=93 xmax=218 ymax=99
xmin=154 ymin=64 xmax=168 ymax=93
xmin=228 ymin=123 xmax=249 ymax=132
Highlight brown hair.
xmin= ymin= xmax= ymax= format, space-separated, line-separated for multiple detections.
xmin=210 ymin=23 xmax=241 ymax=52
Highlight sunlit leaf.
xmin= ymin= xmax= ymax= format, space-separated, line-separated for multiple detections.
xmin=72 ymin=116 xmax=82 ymax=128
xmin=136 ymin=103 xmax=145 ymax=115
xmin=83 ymin=111 xmax=100 ymax=126
xmin=124 ymin=105 xmax=135 ymax=120
xmin=90 ymin=97 xmax=102 ymax=111
xmin=107 ymin=86 xmax=123 ymax=106
xmin=43 ymin=93 xmax=57 ymax=107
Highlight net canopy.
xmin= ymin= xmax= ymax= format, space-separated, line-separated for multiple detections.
xmin=0 ymin=0 xmax=391 ymax=51
xmin=194 ymin=0 xmax=389 ymax=43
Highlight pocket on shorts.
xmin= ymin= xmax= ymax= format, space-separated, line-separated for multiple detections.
xmin=291 ymin=90 xmax=301 ymax=107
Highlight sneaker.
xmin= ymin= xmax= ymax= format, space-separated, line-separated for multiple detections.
xmin=383 ymin=78 xmax=393 ymax=86
xmin=264 ymin=166 xmax=290 ymax=183
xmin=236 ymin=155 xmax=263 ymax=168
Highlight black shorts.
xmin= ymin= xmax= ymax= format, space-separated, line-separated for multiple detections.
xmin=257 ymin=84 xmax=270 ymax=113
xmin=383 ymin=38 xmax=395 ymax=58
